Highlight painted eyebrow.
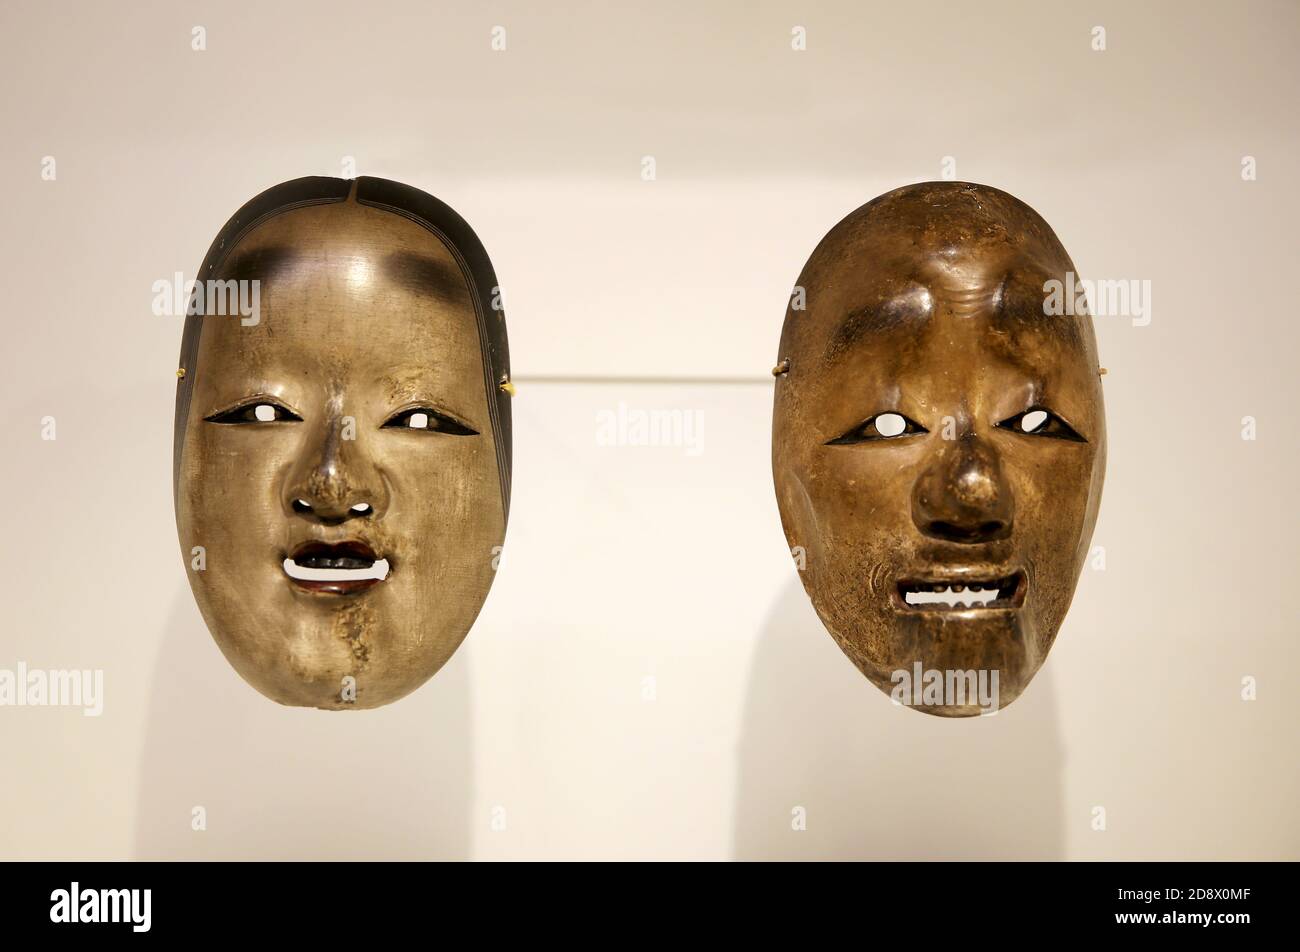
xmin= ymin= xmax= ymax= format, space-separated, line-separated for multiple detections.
xmin=214 ymin=244 xmax=302 ymax=284
xmin=218 ymin=246 xmax=467 ymax=300
xmin=381 ymin=250 xmax=469 ymax=303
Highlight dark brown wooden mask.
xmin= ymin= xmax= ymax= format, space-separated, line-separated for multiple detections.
xmin=772 ymin=182 xmax=1105 ymax=716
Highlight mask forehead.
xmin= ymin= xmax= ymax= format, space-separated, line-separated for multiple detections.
xmin=192 ymin=202 xmax=491 ymax=436
xmin=781 ymin=188 xmax=1103 ymax=442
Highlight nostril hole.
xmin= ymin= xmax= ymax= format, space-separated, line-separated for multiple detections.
xmin=350 ymin=503 xmax=372 ymax=516
xmin=292 ymin=498 xmax=312 ymax=514
xmin=980 ymin=521 xmax=1003 ymax=536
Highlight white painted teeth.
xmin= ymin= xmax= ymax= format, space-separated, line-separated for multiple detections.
xmin=904 ymin=584 xmax=1001 ymax=608
xmin=283 ymin=558 xmax=390 ymax=582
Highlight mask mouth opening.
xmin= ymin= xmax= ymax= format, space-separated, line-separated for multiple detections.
xmin=894 ymin=570 xmax=1025 ymax=612
xmin=283 ymin=540 xmax=390 ymax=594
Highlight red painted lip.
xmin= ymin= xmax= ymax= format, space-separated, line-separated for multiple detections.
xmin=283 ymin=540 xmax=388 ymax=596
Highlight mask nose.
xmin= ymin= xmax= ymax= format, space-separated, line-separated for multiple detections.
xmin=912 ymin=434 xmax=1013 ymax=544
xmin=283 ymin=414 xmax=387 ymax=525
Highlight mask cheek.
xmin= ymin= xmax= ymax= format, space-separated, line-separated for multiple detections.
xmin=778 ymin=468 xmax=891 ymax=671
xmin=178 ymin=432 xmax=289 ymax=637
xmin=1015 ymin=466 xmax=1095 ymax=660
xmin=777 ymin=468 xmax=825 ymax=576
xmin=381 ymin=450 xmax=503 ymax=654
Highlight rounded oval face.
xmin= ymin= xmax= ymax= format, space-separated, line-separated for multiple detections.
xmin=772 ymin=182 xmax=1106 ymax=717
xmin=175 ymin=182 xmax=509 ymax=709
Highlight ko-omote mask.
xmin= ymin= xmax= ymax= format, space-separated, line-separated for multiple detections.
xmin=174 ymin=176 xmax=512 ymax=709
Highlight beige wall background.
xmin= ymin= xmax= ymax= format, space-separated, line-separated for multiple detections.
xmin=1 ymin=0 xmax=1295 ymax=859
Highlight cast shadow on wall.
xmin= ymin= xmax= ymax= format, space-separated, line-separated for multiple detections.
xmin=733 ymin=578 xmax=1065 ymax=860
xmin=134 ymin=587 xmax=472 ymax=860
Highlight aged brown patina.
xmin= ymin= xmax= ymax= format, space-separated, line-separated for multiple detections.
xmin=174 ymin=177 xmax=510 ymax=709
xmin=772 ymin=182 xmax=1105 ymax=716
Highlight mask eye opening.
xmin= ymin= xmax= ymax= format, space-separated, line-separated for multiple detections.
xmin=997 ymin=407 xmax=1087 ymax=442
xmin=381 ymin=407 xmax=479 ymax=436
xmin=204 ymin=399 xmax=302 ymax=424
xmin=826 ymin=411 xmax=927 ymax=446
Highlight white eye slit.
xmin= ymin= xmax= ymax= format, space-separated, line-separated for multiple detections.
xmin=408 ymin=412 xmax=429 ymax=429
xmin=1021 ymin=409 xmax=1049 ymax=433
xmin=874 ymin=412 xmax=907 ymax=438
xmin=254 ymin=404 xmax=276 ymax=422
